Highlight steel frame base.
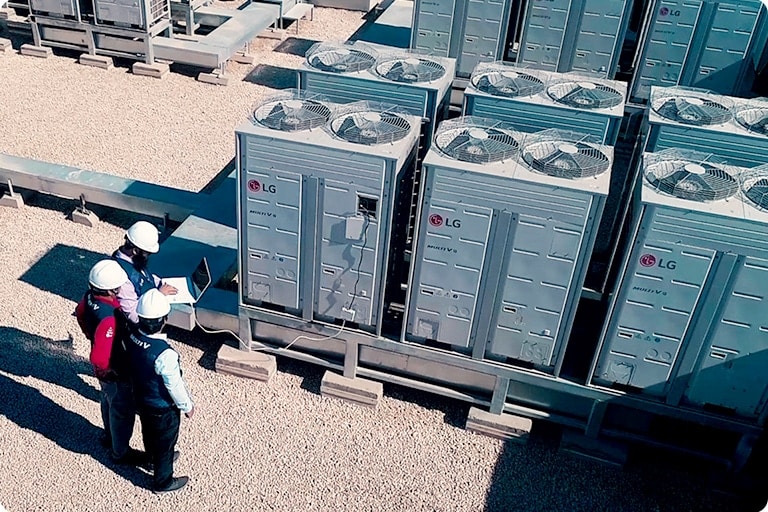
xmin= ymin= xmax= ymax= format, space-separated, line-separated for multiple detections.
xmin=237 ymin=303 xmax=762 ymax=469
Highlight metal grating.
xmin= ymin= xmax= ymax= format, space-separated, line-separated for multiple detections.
xmin=644 ymin=149 xmax=739 ymax=202
xmin=521 ymin=129 xmax=610 ymax=179
xmin=329 ymin=101 xmax=412 ymax=145
xmin=434 ymin=116 xmax=520 ymax=163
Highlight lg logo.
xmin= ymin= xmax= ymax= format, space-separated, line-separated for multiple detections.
xmin=247 ymin=180 xmax=276 ymax=194
xmin=640 ymin=253 xmax=677 ymax=270
xmin=659 ymin=6 xmax=681 ymax=16
xmin=429 ymin=213 xmax=461 ymax=229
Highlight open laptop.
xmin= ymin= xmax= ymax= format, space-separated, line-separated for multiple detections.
xmin=162 ymin=257 xmax=212 ymax=305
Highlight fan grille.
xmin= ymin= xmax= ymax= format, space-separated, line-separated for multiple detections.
xmin=375 ymin=57 xmax=446 ymax=83
xmin=652 ymin=96 xmax=733 ymax=126
xmin=547 ymin=81 xmax=624 ymax=110
xmin=645 ymin=160 xmax=738 ymax=201
xmin=308 ymin=46 xmax=376 ymax=73
xmin=472 ymin=70 xmax=545 ymax=98
xmin=252 ymin=97 xmax=332 ymax=132
xmin=735 ymin=105 xmax=768 ymax=136
xmin=522 ymin=140 xmax=610 ymax=179
xmin=435 ymin=125 xmax=520 ymax=164
xmin=330 ymin=107 xmax=412 ymax=145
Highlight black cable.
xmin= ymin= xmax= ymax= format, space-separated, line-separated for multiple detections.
xmin=347 ymin=208 xmax=371 ymax=317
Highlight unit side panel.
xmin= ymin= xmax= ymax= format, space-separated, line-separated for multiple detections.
xmin=412 ymin=0 xmax=456 ymax=55
xmin=458 ymin=0 xmax=508 ymax=76
xmin=684 ymin=257 xmax=768 ymax=417
xmin=633 ymin=0 xmax=703 ymax=101
xmin=432 ymin=166 xmax=596 ymax=224
xmin=648 ymin=124 xmax=768 ymax=169
xmin=517 ymin=0 xmax=571 ymax=71
xmin=30 ymin=0 xmax=77 ymax=16
xmin=646 ymin=207 xmax=768 ymax=258
xmin=570 ymin=0 xmax=629 ymax=74
xmin=463 ymin=95 xmax=613 ymax=142
xmin=299 ymin=71 xmax=431 ymax=117
xmin=241 ymin=137 xmax=303 ymax=309
xmin=405 ymin=169 xmax=494 ymax=346
xmin=488 ymin=212 xmax=587 ymax=366
xmin=316 ymin=175 xmax=384 ymax=326
xmin=594 ymin=209 xmax=717 ymax=392
xmin=691 ymin=2 xmax=760 ymax=93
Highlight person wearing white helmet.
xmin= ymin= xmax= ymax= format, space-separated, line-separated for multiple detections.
xmin=75 ymin=260 xmax=146 ymax=465
xmin=125 ymin=289 xmax=195 ymax=494
xmin=112 ymin=221 xmax=177 ymax=324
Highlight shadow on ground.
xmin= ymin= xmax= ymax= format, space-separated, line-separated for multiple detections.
xmin=0 ymin=327 xmax=148 ymax=488
xmin=273 ymin=37 xmax=320 ymax=57
xmin=244 ymin=64 xmax=297 ymax=88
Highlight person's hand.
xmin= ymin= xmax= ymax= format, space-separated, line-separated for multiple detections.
xmin=185 ymin=406 xmax=195 ymax=419
xmin=159 ymin=283 xmax=178 ymax=296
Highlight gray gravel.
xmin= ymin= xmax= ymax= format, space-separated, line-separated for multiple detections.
xmin=0 ymin=7 xmax=754 ymax=512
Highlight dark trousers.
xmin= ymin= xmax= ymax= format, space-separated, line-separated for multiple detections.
xmin=138 ymin=406 xmax=180 ymax=489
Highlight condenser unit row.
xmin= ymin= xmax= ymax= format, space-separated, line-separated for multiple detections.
xmin=403 ymin=118 xmax=612 ymax=375
xmin=646 ymin=86 xmax=768 ymax=168
xmin=237 ymin=91 xmax=421 ymax=335
xmin=462 ymin=62 xmax=627 ymax=145
xmin=27 ymin=0 xmax=169 ymax=30
xmin=591 ymin=149 xmax=768 ymax=421
xmin=516 ymin=0 xmax=633 ymax=77
xmin=296 ymin=41 xmax=456 ymax=143
xmin=629 ymin=0 xmax=768 ymax=103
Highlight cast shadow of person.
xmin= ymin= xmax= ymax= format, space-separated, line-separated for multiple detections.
xmin=0 ymin=371 xmax=146 ymax=487
xmin=0 ymin=326 xmax=100 ymax=402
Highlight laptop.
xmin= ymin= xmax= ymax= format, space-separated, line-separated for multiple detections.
xmin=162 ymin=257 xmax=212 ymax=305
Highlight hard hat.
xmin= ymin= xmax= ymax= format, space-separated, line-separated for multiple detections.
xmin=89 ymin=260 xmax=129 ymax=290
xmin=137 ymin=289 xmax=171 ymax=319
xmin=126 ymin=221 xmax=160 ymax=254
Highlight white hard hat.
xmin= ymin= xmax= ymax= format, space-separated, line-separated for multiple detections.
xmin=89 ymin=260 xmax=129 ymax=290
xmin=126 ymin=221 xmax=160 ymax=254
xmin=137 ymin=289 xmax=171 ymax=319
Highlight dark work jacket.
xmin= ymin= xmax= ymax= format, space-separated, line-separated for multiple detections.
xmin=125 ymin=330 xmax=175 ymax=410
xmin=75 ymin=291 xmax=130 ymax=381
xmin=112 ymin=250 xmax=157 ymax=297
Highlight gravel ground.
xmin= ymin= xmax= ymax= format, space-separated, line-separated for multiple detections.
xmin=0 ymin=7 xmax=759 ymax=512
xmin=0 ymin=6 xmax=364 ymax=192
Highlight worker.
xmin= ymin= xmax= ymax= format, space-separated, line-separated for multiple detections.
xmin=112 ymin=220 xmax=177 ymax=324
xmin=75 ymin=259 xmax=145 ymax=465
xmin=125 ymin=289 xmax=194 ymax=494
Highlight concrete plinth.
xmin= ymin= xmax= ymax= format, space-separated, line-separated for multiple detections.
xmin=258 ymin=28 xmax=286 ymax=41
xmin=465 ymin=407 xmax=532 ymax=441
xmin=71 ymin=209 xmax=99 ymax=227
xmin=79 ymin=53 xmax=113 ymax=69
xmin=0 ymin=38 xmax=12 ymax=53
xmin=320 ymin=371 xmax=382 ymax=409
xmin=231 ymin=53 xmax=255 ymax=65
xmin=216 ymin=344 xmax=276 ymax=383
xmin=197 ymin=70 xmax=230 ymax=86
xmin=132 ymin=61 xmax=169 ymax=79
xmin=559 ymin=429 xmax=629 ymax=467
xmin=0 ymin=193 xmax=24 ymax=208
xmin=20 ymin=44 xmax=52 ymax=58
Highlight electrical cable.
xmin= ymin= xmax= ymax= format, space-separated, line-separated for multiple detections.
xmin=193 ymin=207 xmax=372 ymax=352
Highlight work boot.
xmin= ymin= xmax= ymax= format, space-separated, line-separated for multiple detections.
xmin=143 ymin=450 xmax=180 ymax=473
xmin=153 ymin=476 xmax=189 ymax=494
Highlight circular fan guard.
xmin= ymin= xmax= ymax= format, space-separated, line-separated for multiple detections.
xmin=652 ymin=96 xmax=733 ymax=126
xmin=330 ymin=110 xmax=412 ymax=145
xmin=522 ymin=140 xmax=610 ymax=179
xmin=645 ymin=160 xmax=738 ymax=201
xmin=308 ymin=47 xmax=376 ymax=73
xmin=253 ymin=99 xmax=332 ymax=132
xmin=547 ymin=81 xmax=623 ymax=109
xmin=435 ymin=126 xmax=520 ymax=163
xmin=735 ymin=106 xmax=768 ymax=136
xmin=375 ymin=57 xmax=445 ymax=83
xmin=471 ymin=71 xmax=545 ymax=98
